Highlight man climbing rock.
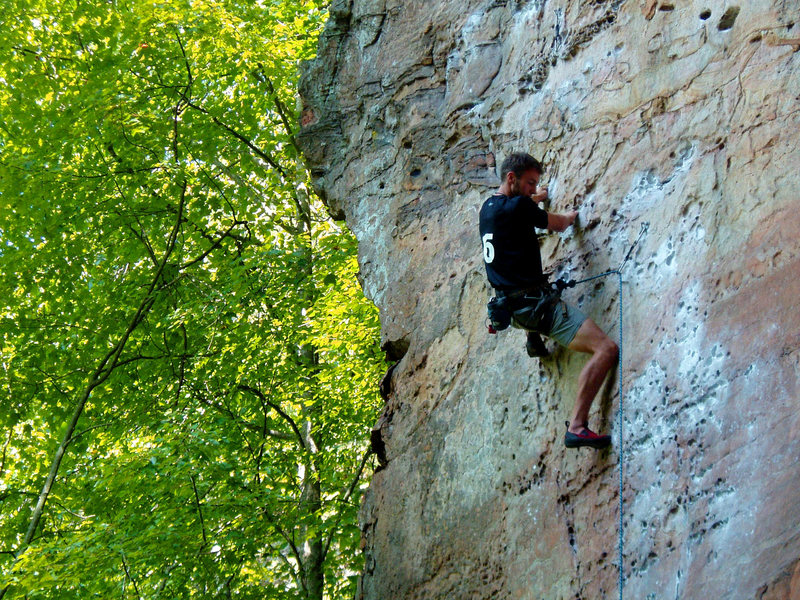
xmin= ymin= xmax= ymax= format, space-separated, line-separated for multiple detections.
xmin=479 ymin=153 xmax=618 ymax=449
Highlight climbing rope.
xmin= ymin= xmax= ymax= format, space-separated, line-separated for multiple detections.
xmin=562 ymin=222 xmax=647 ymax=600
xmin=617 ymin=268 xmax=624 ymax=600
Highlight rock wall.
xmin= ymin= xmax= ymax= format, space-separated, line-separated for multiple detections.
xmin=297 ymin=1 xmax=800 ymax=598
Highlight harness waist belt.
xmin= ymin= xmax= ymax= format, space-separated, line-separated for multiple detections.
xmin=496 ymin=284 xmax=550 ymax=301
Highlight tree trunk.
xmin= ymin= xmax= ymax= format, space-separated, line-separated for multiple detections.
xmin=295 ymin=175 xmax=326 ymax=600
xmin=301 ymin=441 xmax=324 ymax=600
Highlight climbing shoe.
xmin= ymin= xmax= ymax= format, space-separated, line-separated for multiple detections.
xmin=526 ymin=332 xmax=549 ymax=357
xmin=564 ymin=421 xmax=611 ymax=449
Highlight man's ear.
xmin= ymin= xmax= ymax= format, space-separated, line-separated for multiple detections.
xmin=505 ymin=171 xmax=516 ymax=186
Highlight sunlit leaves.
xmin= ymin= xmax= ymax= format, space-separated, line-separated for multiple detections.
xmin=0 ymin=1 xmax=383 ymax=599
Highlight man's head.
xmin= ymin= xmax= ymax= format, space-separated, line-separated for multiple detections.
xmin=499 ymin=153 xmax=543 ymax=198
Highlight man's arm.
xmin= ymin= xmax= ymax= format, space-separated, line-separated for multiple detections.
xmin=531 ymin=186 xmax=578 ymax=232
xmin=547 ymin=210 xmax=578 ymax=232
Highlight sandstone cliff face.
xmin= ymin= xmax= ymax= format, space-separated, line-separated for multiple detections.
xmin=297 ymin=1 xmax=800 ymax=598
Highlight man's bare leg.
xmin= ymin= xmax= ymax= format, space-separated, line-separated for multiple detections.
xmin=566 ymin=318 xmax=618 ymax=434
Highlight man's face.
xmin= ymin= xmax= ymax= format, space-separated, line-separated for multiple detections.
xmin=510 ymin=168 xmax=540 ymax=198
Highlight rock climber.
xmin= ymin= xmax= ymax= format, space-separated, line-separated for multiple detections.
xmin=479 ymin=152 xmax=618 ymax=449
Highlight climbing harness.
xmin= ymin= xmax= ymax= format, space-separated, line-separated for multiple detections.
xmin=486 ymin=284 xmax=564 ymax=334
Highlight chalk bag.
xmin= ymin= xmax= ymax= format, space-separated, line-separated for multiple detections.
xmin=486 ymin=296 xmax=512 ymax=333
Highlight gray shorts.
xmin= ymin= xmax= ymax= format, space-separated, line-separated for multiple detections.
xmin=511 ymin=295 xmax=588 ymax=347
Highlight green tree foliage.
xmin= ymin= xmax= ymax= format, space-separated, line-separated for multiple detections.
xmin=0 ymin=1 xmax=384 ymax=598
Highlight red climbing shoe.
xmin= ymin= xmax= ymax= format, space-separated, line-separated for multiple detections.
xmin=564 ymin=421 xmax=611 ymax=449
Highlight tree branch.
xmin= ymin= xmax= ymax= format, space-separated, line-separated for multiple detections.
xmin=323 ymin=446 xmax=374 ymax=560
xmin=12 ymin=45 xmax=74 ymax=63
xmin=108 ymin=353 xmax=166 ymax=370
xmin=175 ymin=28 xmax=194 ymax=93
xmin=273 ymin=545 xmax=303 ymax=592
xmin=180 ymin=98 xmax=290 ymax=182
xmin=180 ymin=218 xmax=244 ymax=271
xmin=66 ymin=421 xmax=115 ymax=448
xmin=260 ymin=507 xmax=304 ymax=589
xmin=190 ymin=475 xmax=208 ymax=546
xmin=121 ymin=551 xmax=144 ymax=600
xmin=238 ymin=385 xmax=306 ymax=450
xmin=176 ymin=324 xmax=188 ymax=401
xmin=1 ymin=429 xmax=12 ymax=481
xmin=128 ymin=218 xmax=159 ymax=268
xmin=192 ymin=393 xmax=290 ymax=441
xmin=252 ymin=66 xmax=301 ymax=156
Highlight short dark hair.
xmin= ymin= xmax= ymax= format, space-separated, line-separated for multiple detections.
xmin=500 ymin=153 xmax=543 ymax=179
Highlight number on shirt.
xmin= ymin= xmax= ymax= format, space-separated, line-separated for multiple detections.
xmin=482 ymin=233 xmax=495 ymax=263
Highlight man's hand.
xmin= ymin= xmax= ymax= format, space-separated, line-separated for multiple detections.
xmin=547 ymin=210 xmax=578 ymax=232
xmin=532 ymin=186 xmax=549 ymax=203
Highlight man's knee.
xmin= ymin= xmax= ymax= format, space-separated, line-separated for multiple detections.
xmin=569 ymin=319 xmax=616 ymax=356
xmin=601 ymin=338 xmax=619 ymax=365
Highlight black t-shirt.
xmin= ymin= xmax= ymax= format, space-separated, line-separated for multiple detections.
xmin=479 ymin=194 xmax=549 ymax=291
